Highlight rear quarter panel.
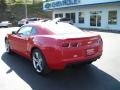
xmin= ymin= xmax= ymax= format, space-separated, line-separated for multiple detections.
xmin=30 ymin=36 xmax=63 ymax=68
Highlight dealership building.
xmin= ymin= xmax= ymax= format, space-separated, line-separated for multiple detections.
xmin=43 ymin=0 xmax=120 ymax=30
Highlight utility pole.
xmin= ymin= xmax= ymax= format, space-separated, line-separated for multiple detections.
xmin=25 ymin=0 xmax=28 ymax=18
xmin=33 ymin=0 xmax=34 ymax=4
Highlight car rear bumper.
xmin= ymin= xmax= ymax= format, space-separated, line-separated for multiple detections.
xmin=45 ymin=46 xmax=102 ymax=70
xmin=51 ymin=53 xmax=102 ymax=70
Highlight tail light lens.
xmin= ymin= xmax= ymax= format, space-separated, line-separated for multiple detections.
xmin=62 ymin=43 xmax=70 ymax=48
xmin=98 ymin=38 xmax=103 ymax=45
xmin=62 ymin=42 xmax=81 ymax=48
xmin=71 ymin=42 xmax=79 ymax=47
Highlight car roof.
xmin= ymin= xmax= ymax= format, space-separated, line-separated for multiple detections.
xmin=26 ymin=22 xmax=82 ymax=34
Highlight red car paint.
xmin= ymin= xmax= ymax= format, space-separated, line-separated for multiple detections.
xmin=6 ymin=22 xmax=103 ymax=70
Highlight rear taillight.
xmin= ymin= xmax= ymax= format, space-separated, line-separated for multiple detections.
xmin=62 ymin=43 xmax=70 ymax=48
xmin=62 ymin=42 xmax=81 ymax=48
xmin=71 ymin=42 xmax=79 ymax=47
xmin=97 ymin=38 xmax=103 ymax=45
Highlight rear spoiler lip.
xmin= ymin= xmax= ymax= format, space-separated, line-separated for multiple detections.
xmin=64 ymin=35 xmax=100 ymax=41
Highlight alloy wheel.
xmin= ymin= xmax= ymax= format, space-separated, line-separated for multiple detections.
xmin=32 ymin=51 xmax=44 ymax=73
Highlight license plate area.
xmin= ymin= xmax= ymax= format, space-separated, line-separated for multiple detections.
xmin=86 ymin=48 xmax=95 ymax=56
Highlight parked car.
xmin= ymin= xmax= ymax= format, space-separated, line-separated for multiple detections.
xmin=0 ymin=21 xmax=12 ymax=27
xmin=53 ymin=17 xmax=73 ymax=24
xmin=18 ymin=17 xmax=40 ymax=27
xmin=5 ymin=22 xmax=103 ymax=75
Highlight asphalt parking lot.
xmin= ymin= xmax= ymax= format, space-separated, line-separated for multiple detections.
xmin=0 ymin=27 xmax=120 ymax=90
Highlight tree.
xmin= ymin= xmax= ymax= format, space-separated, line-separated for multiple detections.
xmin=11 ymin=0 xmax=16 ymax=3
xmin=0 ymin=0 xmax=7 ymax=11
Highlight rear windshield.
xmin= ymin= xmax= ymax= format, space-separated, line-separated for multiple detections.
xmin=44 ymin=22 xmax=83 ymax=34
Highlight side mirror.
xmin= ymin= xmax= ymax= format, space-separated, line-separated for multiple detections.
xmin=12 ymin=31 xmax=16 ymax=34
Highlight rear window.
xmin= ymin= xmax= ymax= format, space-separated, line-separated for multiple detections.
xmin=44 ymin=22 xmax=83 ymax=34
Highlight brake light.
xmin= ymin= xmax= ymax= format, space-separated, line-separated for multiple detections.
xmin=62 ymin=43 xmax=70 ymax=48
xmin=71 ymin=42 xmax=79 ymax=47
xmin=62 ymin=42 xmax=81 ymax=48
xmin=98 ymin=38 xmax=103 ymax=45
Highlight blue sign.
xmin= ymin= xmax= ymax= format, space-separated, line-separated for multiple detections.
xmin=44 ymin=0 xmax=80 ymax=10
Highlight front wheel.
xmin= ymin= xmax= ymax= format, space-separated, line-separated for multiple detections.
xmin=32 ymin=49 xmax=49 ymax=75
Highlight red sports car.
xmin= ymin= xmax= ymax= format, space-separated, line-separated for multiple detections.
xmin=5 ymin=22 xmax=103 ymax=75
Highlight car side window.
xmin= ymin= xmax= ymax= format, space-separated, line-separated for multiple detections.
xmin=31 ymin=27 xmax=38 ymax=35
xmin=17 ymin=26 xmax=32 ymax=36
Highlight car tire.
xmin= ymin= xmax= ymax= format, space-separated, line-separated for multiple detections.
xmin=5 ymin=39 xmax=12 ymax=54
xmin=32 ymin=49 xmax=49 ymax=75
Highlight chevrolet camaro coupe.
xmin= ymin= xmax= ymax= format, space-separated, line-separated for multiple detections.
xmin=5 ymin=22 xmax=103 ymax=75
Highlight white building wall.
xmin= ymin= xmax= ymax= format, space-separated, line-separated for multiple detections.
xmin=53 ymin=3 xmax=120 ymax=30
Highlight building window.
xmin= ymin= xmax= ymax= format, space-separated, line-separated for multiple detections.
xmin=78 ymin=12 xmax=84 ymax=23
xmin=66 ymin=13 xmax=75 ymax=23
xmin=55 ymin=13 xmax=63 ymax=18
xmin=108 ymin=10 xmax=117 ymax=24
xmin=90 ymin=11 xmax=101 ymax=27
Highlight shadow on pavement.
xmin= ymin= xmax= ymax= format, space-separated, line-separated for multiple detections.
xmin=1 ymin=52 xmax=120 ymax=90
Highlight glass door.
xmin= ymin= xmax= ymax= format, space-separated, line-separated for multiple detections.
xmin=90 ymin=11 xmax=101 ymax=27
xmin=97 ymin=15 xmax=101 ymax=26
xmin=66 ymin=13 xmax=75 ymax=23
xmin=90 ymin=15 xmax=96 ymax=26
